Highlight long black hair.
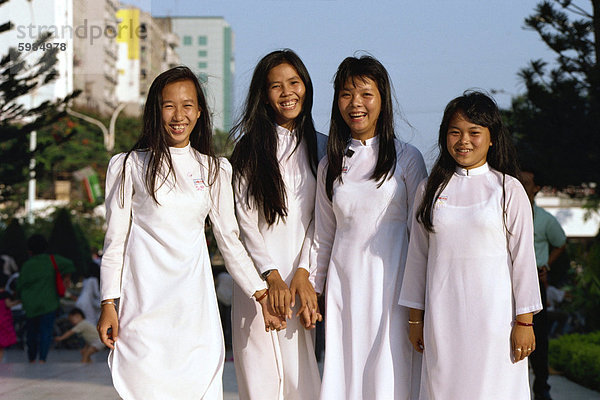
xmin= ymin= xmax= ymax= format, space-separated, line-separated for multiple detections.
xmin=121 ymin=66 xmax=217 ymax=205
xmin=325 ymin=55 xmax=397 ymax=200
xmin=417 ymin=90 xmax=520 ymax=232
xmin=230 ymin=49 xmax=318 ymax=225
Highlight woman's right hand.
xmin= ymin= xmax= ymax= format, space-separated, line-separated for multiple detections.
xmin=97 ymin=302 xmax=119 ymax=349
xmin=265 ymin=270 xmax=292 ymax=319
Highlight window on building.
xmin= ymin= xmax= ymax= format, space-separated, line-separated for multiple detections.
xmin=198 ymin=50 xmax=207 ymax=57
xmin=198 ymin=36 xmax=207 ymax=45
xmin=198 ymin=62 xmax=208 ymax=69
xmin=183 ymin=36 xmax=192 ymax=45
xmin=139 ymin=23 xmax=147 ymax=39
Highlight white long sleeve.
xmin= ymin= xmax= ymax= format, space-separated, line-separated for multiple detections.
xmin=313 ymin=159 xmax=335 ymax=294
xmin=399 ymin=143 xmax=429 ymax=236
xmin=100 ymin=153 xmax=132 ymax=301
xmin=398 ymin=179 xmax=428 ymax=310
xmin=209 ymin=159 xmax=267 ymax=298
xmin=505 ymin=177 xmax=543 ymax=315
xmin=233 ymin=175 xmax=278 ymax=275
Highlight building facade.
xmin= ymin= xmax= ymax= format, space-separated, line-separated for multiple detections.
xmin=0 ymin=0 xmax=74 ymax=110
xmin=115 ymin=9 xmax=180 ymax=115
xmin=164 ymin=17 xmax=234 ymax=132
xmin=72 ymin=0 xmax=120 ymax=116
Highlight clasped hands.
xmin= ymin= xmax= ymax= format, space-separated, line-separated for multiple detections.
xmin=262 ymin=268 xmax=322 ymax=331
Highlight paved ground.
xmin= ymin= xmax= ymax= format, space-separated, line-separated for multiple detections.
xmin=0 ymin=348 xmax=598 ymax=399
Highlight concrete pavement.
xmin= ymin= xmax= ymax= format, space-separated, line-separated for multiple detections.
xmin=0 ymin=348 xmax=598 ymax=399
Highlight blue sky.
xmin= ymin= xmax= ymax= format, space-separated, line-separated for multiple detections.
xmin=127 ymin=0 xmax=556 ymax=166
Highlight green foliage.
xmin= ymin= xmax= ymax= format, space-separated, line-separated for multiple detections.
xmin=213 ymin=129 xmax=234 ymax=157
xmin=549 ymin=331 xmax=600 ymax=391
xmin=566 ymin=238 xmax=600 ymax=331
xmin=0 ymin=0 xmax=80 ymax=203
xmin=505 ymin=1 xmax=600 ymax=188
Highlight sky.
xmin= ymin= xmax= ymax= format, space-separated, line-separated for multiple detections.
xmin=126 ymin=0 xmax=556 ymax=166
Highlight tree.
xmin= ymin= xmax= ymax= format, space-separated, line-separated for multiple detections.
xmin=505 ymin=0 xmax=600 ymax=189
xmin=0 ymin=0 xmax=79 ymax=204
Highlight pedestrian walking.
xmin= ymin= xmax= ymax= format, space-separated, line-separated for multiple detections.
xmin=16 ymin=234 xmax=75 ymax=363
xmin=521 ymin=167 xmax=567 ymax=400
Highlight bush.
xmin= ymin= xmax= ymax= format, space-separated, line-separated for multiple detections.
xmin=549 ymin=331 xmax=600 ymax=391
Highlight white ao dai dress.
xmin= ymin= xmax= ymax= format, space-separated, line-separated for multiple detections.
xmin=232 ymin=125 xmax=325 ymax=400
xmin=399 ymin=163 xmax=543 ymax=400
xmin=101 ymin=144 xmax=266 ymax=400
xmin=314 ymin=137 xmax=427 ymax=400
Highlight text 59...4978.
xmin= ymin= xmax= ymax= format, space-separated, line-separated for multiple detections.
xmin=18 ymin=42 xmax=67 ymax=51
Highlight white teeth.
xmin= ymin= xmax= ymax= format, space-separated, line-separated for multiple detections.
xmin=170 ymin=125 xmax=185 ymax=132
xmin=457 ymin=149 xmax=471 ymax=153
xmin=280 ymin=100 xmax=297 ymax=108
xmin=350 ymin=112 xmax=366 ymax=118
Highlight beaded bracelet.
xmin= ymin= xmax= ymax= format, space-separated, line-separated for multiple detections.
xmin=255 ymin=289 xmax=269 ymax=303
xmin=515 ymin=320 xmax=534 ymax=327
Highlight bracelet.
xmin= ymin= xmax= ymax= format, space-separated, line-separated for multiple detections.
xmin=101 ymin=301 xmax=116 ymax=307
xmin=408 ymin=320 xmax=423 ymax=325
xmin=515 ymin=320 xmax=534 ymax=327
xmin=255 ymin=289 xmax=269 ymax=303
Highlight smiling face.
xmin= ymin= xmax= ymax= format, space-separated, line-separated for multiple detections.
xmin=161 ymin=79 xmax=202 ymax=148
xmin=446 ymin=112 xmax=492 ymax=169
xmin=266 ymin=63 xmax=306 ymax=130
xmin=337 ymin=76 xmax=382 ymax=142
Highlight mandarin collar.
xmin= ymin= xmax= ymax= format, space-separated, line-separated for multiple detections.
xmin=276 ymin=124 xmax=294 ymax=136
xmin=350 ymin=135 xmax=379 ymax=147
xmin=169 ymin=143 xmax=191 ymax=155
xmin=455 ymin=162 xmax=489 ymax=176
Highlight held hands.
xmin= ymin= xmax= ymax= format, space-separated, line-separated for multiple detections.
xmin=97 ymin=302 xmax=119 ymax=349
xmin=511 ymin=315 xmax=536 ymax=363
xmin=255 ymin=289 xmax=287 ymax=332
xmin=289 ymin=268 xmax=322 ymax=329
xmin=265 ymin=270 xmax=292 ymax=319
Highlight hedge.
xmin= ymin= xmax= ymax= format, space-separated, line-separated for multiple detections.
xmin=549 ymin=331 xmax=600 ymax=391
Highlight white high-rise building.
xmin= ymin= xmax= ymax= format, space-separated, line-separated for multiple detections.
xmin=72 ymin=0 xmax=120 ymax=116
xmin=0 ymin=0 xmax=74 ymax=110
xmin=162 ymin=17 xmax=234 ymax=132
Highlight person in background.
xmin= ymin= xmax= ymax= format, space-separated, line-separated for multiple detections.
xmin=314 ymin=55 xmax=427 ymax=399
xmin=54 ymin=307 xmax=104 ymax=363
xmin=521 ymin=168 xmax=567 ymax=400
xmin=400 ymin=91 xmax=542 ymax=399
xmin=230 ymin=49 xmax=325 ymax=399
xmin=16 ymin=234 xmax=75 ymax=363
xmin=75 ymin=262 xmax=100 ymax=324
xmin=0 ymin=269 xmax=18 ymax=363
